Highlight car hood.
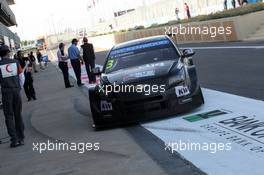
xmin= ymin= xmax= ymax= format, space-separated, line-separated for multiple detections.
xmin=102 ymin=60 xmax=178 ymax=84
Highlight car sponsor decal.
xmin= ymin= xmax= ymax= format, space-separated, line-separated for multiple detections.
xmin=183 ymin=110 xmax=230 ymax=122
xmin=0 ymin=63 xmax=18 ymax=78
xmin=109 ymin=40 xmax=170 ymax=56
xmin=123 ymin=70 xmax=155 ymax=81
xmin=175 ymin=85 xmax=190 ymax=97
xmin=138 ymin=62 xmax=165 ymax=69
xmin=100 ymin=100 xmax=112 ymax=111
xmin=143 ymin=88 xmax=264 ymax=175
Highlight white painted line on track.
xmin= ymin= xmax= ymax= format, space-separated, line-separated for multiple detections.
xmin=181 ymin=46 xmax=264 ymax=50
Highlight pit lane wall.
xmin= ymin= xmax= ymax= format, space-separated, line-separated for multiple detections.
xmin=89 ymin=10 xmax=264 ymax=50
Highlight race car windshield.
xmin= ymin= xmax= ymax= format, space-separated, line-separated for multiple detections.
xmin=105 ymin=40 xmax=179 ymax=73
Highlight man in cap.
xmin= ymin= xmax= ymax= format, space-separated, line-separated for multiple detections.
xmin=80 ymin=37 xmax=96 ymax=83
xmin=0 ymin=45 xmax=25 ymax=148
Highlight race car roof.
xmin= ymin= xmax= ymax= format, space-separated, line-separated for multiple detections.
xmin=113 ymin=35 xmax=169 ymax=50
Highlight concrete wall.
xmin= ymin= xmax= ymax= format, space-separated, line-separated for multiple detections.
xmin=114 ymin=18 xmax=238 ymax=44
xmin=233 ymin=10 xmax=264 ymax=39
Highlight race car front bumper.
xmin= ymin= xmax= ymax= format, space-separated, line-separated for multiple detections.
xmin=90 ymin=86 xmax=204 ymax=129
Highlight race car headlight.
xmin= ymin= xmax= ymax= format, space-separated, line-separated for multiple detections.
xmin=168 ymin=68 xmax=185 ymax=87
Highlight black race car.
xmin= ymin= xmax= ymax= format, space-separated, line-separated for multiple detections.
xmin=89 ymin=35 xmax=204 ymax=128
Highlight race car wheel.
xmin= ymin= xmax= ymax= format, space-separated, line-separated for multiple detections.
xmin=90 ymin=103 xmax=101 ymax=129
xmin=198 ymin=87 xmax=205 ymax=104
xmin=89 ymin=89 xmax=103 ymax=129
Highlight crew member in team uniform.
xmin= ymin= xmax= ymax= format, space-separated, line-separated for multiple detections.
xmin=0 ymin=45 xmax=25 ymax=148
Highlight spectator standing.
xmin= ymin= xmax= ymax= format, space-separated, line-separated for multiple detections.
xmin=57 ymin=43 xmax=73 ymax=88
xmin=184 ymin=3 xmax=191 ymax=19
xmin=175 ymin=7 xmax=180 ymax=21
xmin=232 ymin=0 xmax=236 ymax=8
xmin=17 ymin=51 xmax=36 ymax=101
xmin=24 ymin=58 xmax=36 ymax=101
xmin=29 ymin=51 xmax=37 ymax=73
xmin=15 ymin=51 xmax=25 ymax=68
xmin=68 ymin=39 xmax=84 ymax=86
xmin=36 ymin=50 xmax=44 ymax=70
xmin=80 ymin=37 xmax=96 ymax=84
xmin=0 ymin=45 xmax=25 ymax=148
xmin=241 ymin=0 xmax=248 ymax=5
xmin=224 ymin=0 xmax=228 ymax=10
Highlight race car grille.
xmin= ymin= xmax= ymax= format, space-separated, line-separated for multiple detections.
xmin=121 ymin=95 xmax=167 ymax=115
xmin=124 ymin=95 xmax=163 ymax=106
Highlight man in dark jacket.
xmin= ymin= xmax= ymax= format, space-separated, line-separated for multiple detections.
xmin=0 ymin=45 xmax=25 ymax=148
xmin=36 ymin=50 xmax=44 ymax=70
xmin=232 ymin=0 xmax=236 ymax=8
xmin=80 ymin=37 xmax=96 ymax=83
xmin=17 ymin=51 xmax=36 ymax=101
xmin=29 ymin=51 xmax=37 ymax=73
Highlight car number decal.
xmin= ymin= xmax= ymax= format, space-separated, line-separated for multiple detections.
xmin=106 ymin=59 xmax=114 ymax=70
xmin=101 ymin=101 xmax=113 ymax=111
xmin=175 ymin=85 xmax=190 ymax=97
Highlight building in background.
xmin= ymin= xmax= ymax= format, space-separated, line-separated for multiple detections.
xmin=85 ymin=0 xmax=263 ymax=34
xmin=86 ymin=0 xmax=160 ymax=26
xmin=0 ymin=0 xmax=20 ymax=49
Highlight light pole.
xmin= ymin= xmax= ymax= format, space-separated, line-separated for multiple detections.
xmin=50 ymin=14 xmax=58 ymax=42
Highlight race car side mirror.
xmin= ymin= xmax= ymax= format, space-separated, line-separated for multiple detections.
xmin=92 ymin=67 xmax=102 ymax=76
xmin=182 ymin=49 xmax=195 ymax=58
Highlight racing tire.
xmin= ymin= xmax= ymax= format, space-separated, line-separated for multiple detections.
xmin=198 ymin=87 xmax=205 ymax=104
xmin=89 ymin=89 xmax=103 ymax=130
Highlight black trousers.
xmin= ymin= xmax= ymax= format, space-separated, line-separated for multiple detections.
xmin=70 ymin=59 xmax=82 ymax=85
xmin=58 ymin=62 xmax=71 ymax=87
xmin=84 ymin=59 xmax=96 ymax=82
xmin=2 ymin=90 xmax=24 ymax=142
xmin=24 ymin=76 xmax=36 ymax=100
